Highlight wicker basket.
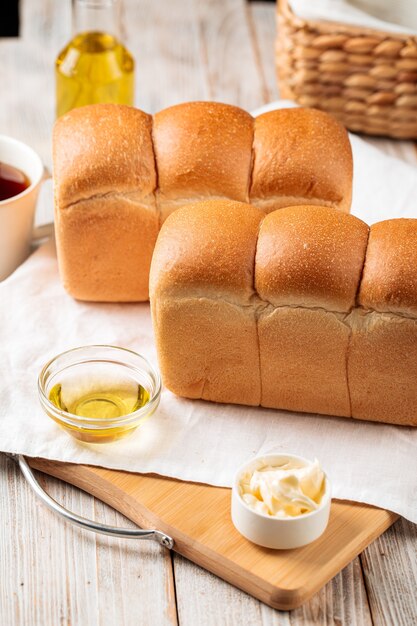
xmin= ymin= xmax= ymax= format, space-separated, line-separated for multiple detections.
xmin=276 ymin=0 xmax=417 ymax=139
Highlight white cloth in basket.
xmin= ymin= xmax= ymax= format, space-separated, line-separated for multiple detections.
xmin=290 ymin=0 xmax=417 ymax=35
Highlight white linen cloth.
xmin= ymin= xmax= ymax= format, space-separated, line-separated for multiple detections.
xmin=290 ymin=0 xmax=417 ymax=35
xmin=1 ymin=101 xmax=417 ymax=523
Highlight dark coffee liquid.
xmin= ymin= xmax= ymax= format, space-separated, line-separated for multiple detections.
xmin=0 ymin=162 xmax=30 ymax=201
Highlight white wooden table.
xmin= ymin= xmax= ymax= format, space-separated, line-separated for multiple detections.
xmin=1 ymin=1 xmax=416 ymax=624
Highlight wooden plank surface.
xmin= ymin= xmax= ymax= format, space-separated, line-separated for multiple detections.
xmin=361 ymin=518 xmax=417 ymax=625
xmin=0 ymin=455 xmax=178 ymax=626
xmin=174 ymin=555 xmax=373 ymax=626
xmin=0 ymin=0 xmax=416 ymax=624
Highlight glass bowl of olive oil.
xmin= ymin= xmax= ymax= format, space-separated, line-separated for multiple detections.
xmin=38 ymin=345 xmax=161 ymax=444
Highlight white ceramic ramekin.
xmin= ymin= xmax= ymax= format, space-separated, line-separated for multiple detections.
xmin=231 ymin=453 xmax=331 ymax=550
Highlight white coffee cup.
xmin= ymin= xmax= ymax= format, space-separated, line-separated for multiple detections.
xmin=0 ymin=135 xmax=45 ymax=281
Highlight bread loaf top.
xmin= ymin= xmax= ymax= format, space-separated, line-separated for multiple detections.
xmin=53 ymin=102 xmax=353 ymax=218
xmin=150 ymin=200 xmax=416 ymax=320
xmin=251 ymin=108 xmax=353 ymax=213
xmin=150 ymin=200 xmax=264 ymax=305
xmin=53 ymin=104 xmax=156 ymax=209
xmin=153 ymin=102 xmax=254 ymax=208
xmin=359 ymin=219 xmax=417 ymax=318
xmin=255 ymin=206 xmax=368 ymax=312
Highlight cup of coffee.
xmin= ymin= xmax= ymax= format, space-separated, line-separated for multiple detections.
xmin=0 ymin=135 xmax=45 ymax=281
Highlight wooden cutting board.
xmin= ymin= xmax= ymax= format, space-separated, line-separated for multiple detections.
xmin=29 ymin=458 xmax=397 ymax=611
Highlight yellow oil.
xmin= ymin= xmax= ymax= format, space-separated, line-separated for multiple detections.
xmin=55 ymin=31 xmax=134 ymax=118
xmin=48 ymin=381 xmax=149 ymax=443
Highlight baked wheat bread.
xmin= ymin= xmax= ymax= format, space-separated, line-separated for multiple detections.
xmin=150 ymin=200 xmax=417 ymax=427
xmin=53 ymin=102 xmax=352 ymax=302
xmin=250 ymin=108 xmax=352 ymax=213
xmin=53 ymin=104 xmax=158 ymax=302
xmin=153 ymin=102 xmax=254 ymax=222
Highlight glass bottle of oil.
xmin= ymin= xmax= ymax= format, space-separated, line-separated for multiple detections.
xmin=55 ymin=0 xmax=135 ymax=118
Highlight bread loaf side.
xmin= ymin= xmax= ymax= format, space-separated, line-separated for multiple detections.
xmin=150 ymin=200 xmax=264 ymax=406
xmin=255 ymin=206 xmax=368 ymax=417
xmin=349 ymin=219 xmax=417 ymax=424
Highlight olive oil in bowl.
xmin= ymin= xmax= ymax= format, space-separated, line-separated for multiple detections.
xmin=39 ymin=346 xmax=161 ymax=444
xmin=49 ymin=382 xmax=149 ymax=419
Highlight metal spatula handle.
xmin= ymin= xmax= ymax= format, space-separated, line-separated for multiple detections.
xmin=16 ymin=455 xmax=174 ymax=549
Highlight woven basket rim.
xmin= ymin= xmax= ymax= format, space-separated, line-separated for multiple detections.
xmin=279 ymin=0 xmax=417 ymax=43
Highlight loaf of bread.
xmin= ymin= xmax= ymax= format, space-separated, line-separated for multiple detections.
xmin=53 ymin=102 xmax=352 ymax=302
xmin=150 ymin=200 xmax=417 ymax=427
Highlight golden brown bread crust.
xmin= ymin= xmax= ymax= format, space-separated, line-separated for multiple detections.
xmin=152 ymin=102 xmax=254 ymax=222
xmin=53 ymin=104 xmax=157 ymax=208
xmin=150 ymin=200 xmax=417 ymax=426
xmin=150 ymin=199 xmax=264 ymax=304
xmin=150 ymin=200 xmax=264 ymax=406
xmin=255 ymin=206 xmax=369 ymax=312
xmin=152 ymin=298 xmax=261 ymax=406
xmin=53 ymin=104 xmax=158 ymax=302
xmin=348 ymin=310 xmax=417 ymax=426
xmin=259 ymin=307 xmax=351 ymax=416
xmin=250 ymin=108 xmax=353 ymax=213
xmin=55 ymin=195 xmax=159 ymax=302
xmin=359 ymin=219 xmax=417 ymax=318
